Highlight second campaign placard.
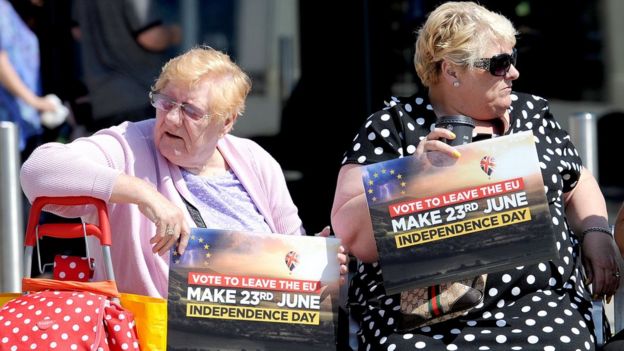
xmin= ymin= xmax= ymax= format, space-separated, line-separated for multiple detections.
xmin=362 ymin=131 xmax=558 ymax=295
xmin=167 ymin=229 xmax=341 ymax=351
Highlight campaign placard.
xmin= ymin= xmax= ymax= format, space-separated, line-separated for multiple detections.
xmin=362 ymin=131 xmax=557 ymax=295
xmin=167 ymin=229 xmax=341 ymax=351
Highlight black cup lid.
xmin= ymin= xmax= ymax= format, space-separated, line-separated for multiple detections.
xmin=437 ymin=115 xmax=475 ymax=127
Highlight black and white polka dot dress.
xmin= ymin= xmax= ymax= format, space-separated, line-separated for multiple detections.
xmin=343 ymin=92 xmax=595 ymax=350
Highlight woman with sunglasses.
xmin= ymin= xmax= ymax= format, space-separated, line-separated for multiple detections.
xmin=332 ymin=2 xmax=620 ymax=350
xmin=21 ymin=47 xmax=347 ymax=298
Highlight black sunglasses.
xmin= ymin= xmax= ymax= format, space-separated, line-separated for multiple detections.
xmin=473 ymin=48 xmax=517 ymax=76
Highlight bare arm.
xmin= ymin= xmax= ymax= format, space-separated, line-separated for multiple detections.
xmin=136 ymin=24 xmax=181 ymax=52
xmin=0 ymin=51 xmax=54 ymax=112
xmin=565 ymin=167 xmax=620 ymax=297
xmin=331 ymin=164 xmax=378 ymax=262
xmin=565 ymin=168 xmax=609 ymax=232
xmin=330 ymin=128 xmax=459 ymax=263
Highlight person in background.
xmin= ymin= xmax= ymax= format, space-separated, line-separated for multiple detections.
xmin=331 ymin=2 xmax=621 ymax=349
xmin=21 ymin=47 xmax=347 ymax=298
xmin=0 ymin=0 xmax=55 ymax=156
xmin=72 ymin=0 xmax=181 ymax=132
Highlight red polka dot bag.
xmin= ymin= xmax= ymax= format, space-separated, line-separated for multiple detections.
xmin=53 ymin=255 xmax=94 ymax=282
xmin=0 ymin=197 xmax=140 ymax=351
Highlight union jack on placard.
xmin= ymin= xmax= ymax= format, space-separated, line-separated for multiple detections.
xmin=285 ymin=251 xmax=299 ymax=273
xmin=480 ymin=155 xmax=496 ymax=176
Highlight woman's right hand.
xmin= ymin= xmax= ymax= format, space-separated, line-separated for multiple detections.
xmin=111 ymin=173 xmax=190 ymax=256
xmin=416 ymin=127 xmax=462 ymax=159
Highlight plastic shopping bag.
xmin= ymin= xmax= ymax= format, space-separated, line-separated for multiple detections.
xmin=0 ymin=293 xmax=20 ymax=307
xmin=120 ymin=293 xmax=168 ymax=351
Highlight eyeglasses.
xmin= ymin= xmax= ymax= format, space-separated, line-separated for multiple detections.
xmin=149 ymin=91 xmax=211 ymax=121
xmin=473 ymin=49 xmax=517 ymax=76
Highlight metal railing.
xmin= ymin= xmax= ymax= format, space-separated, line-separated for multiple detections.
xmin=569 ymin=112 xmax=599 ymax=177
xmin=0 ymin=122 xmax=23 ymax=293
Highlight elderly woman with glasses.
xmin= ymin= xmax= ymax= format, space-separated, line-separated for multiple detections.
xmin=21 ymin=47 xmax=347 ymax=298
xmin=331 ymin=2 xmax=620 ymax=350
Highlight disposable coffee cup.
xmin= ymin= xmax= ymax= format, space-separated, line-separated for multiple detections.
xmin=436 ymin=115 xmax=475 ymax=146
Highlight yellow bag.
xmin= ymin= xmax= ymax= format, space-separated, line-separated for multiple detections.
xmin=120 ymin=293 xmax=168 ymax=351
xmin=0 ymin=293 xmax=21 ymax=307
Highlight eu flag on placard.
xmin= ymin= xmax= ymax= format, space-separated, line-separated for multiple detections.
xmin=364 ymin=165 xmax=410 ymax=204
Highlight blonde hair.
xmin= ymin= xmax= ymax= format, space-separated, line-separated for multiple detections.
xmin=414 ymin=1 xmax=517 ymax=87
xmin=152 ymin=46 xmax=252 ymax=121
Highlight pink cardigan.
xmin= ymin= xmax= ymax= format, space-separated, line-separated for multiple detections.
xmin=20 ymin=119 xmax=304 ymax=297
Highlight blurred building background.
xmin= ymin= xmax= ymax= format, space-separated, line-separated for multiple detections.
xmin=14 ymin=0 xmax=624 ymax=232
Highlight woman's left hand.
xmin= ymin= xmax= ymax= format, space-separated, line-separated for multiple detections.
xmin=582 ymin=232 xmax=622 ymax=300
xmin=316 ymin=225 xmax=350 ymax=285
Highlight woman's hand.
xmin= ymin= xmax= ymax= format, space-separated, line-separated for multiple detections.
xmin=140 ymin=191 xmax=191 ymax=256
xmin=582 ymin=232 xmax=622 ymax=300
xmin=111 ymin=173 xmax=190 ymax=256
xmin=316 ymin=225 xmax=350 ymax=285
xmin=337 ymin=245 xmax=349 ymax=285
xmin=416 ymin=127 xmax=462 ymax=159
